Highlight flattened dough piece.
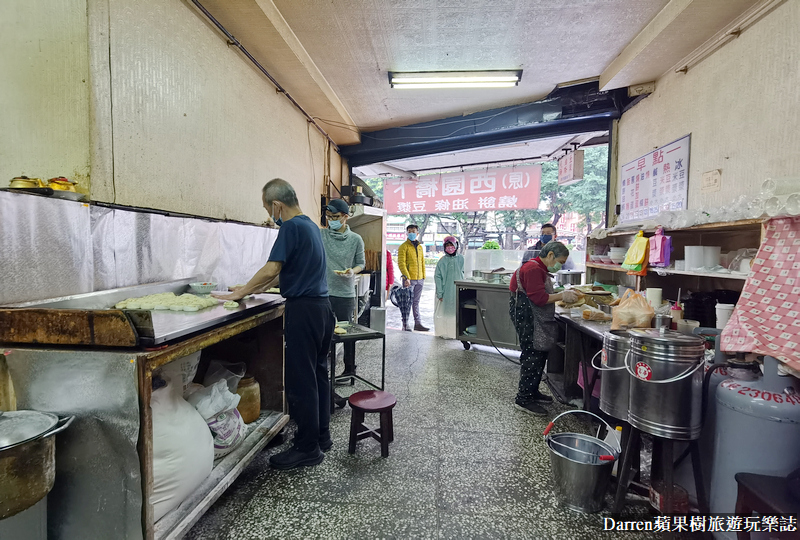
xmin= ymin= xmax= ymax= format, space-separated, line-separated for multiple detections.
xmin=223 ymin=301 xmax=239 ymax=309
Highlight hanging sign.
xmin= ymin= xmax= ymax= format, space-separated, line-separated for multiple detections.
xmin=619 ymin=134 xmax=691 ymax=223
xmin=558 ymin=150 xmax=584 ymax=186
xmin=384 ymin=165 xmax=541 ymax=215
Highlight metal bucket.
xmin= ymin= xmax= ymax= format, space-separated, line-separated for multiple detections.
xmin=544 ymin=410 xmax=619 ymax=513
xmin=626 ymin=328 xmax=705 ymax=440
xmin=594 ymin=330 xmax=631 ymax=420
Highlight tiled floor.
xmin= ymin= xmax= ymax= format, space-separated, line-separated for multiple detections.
xmin=186 ymin=330 xmax=661 ymax=540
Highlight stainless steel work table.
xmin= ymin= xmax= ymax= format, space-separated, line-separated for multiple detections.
xmin=550 ymin=308 xmax=610 ymax=407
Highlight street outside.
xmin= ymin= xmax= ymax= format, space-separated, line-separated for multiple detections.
xmin=385 ymin=268 xmax=436 ymax=333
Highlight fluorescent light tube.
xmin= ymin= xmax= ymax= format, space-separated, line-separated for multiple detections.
xmin=389 ymin=70 xmax=521 ymax=89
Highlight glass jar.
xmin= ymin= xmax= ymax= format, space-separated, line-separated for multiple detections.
xmin=236 ymin=377 xmax=260 ymax=424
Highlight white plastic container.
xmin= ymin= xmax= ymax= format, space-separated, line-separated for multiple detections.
xmin=703 ymin=246 xmax=721 ymax=268
xmin=685 ymin=246 xmax=704 ymax=271
xmin=715 ymin=303 xmax=734 ymax=330
xmin=646 ymin=288 xmax=662 ymax=308
xmin=674 ymin=260 xmax=685 ymax=271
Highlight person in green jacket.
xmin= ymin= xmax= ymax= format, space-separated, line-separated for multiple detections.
xmin=434 ymin=236 xmax=464 ymax=338
xmin=397 ymin=224 xmax=428 ymax=332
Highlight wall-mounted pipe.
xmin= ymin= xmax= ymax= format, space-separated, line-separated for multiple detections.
xmin=189 ymin=0 xmax=340 ymax=153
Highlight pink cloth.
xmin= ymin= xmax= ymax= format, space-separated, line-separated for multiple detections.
xmin=385 ymin=250 xmax=395 ymax=291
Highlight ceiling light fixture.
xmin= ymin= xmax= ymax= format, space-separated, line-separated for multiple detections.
xmin=389 ymin=70 xmax=522 ymax=89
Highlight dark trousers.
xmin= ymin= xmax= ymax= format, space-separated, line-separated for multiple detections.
xmin=516 ymin=343 xmax=548 ymax=403
xmin=328 ymin=296 xmax=356 ymax=370
xmin=284 ymin=297 xmax=335 ymax=452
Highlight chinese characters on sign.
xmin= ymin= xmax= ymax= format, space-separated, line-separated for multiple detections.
xmin=384 ymin=165 xmax=542 ymax=215
xmin=619 ymin=134 xmax=690 ymax=223
xmin=558 ymin=150 xmax=584 ymax=186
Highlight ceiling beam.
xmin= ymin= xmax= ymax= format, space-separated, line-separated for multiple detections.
xmin=600 ymin=0 xmax=762 ymax=91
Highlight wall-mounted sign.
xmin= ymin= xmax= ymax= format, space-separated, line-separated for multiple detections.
xmin=701 ymin=169 xmax=722 ymax=193
xmin=384 ymin=165 xmax=541 ymax=215
xmin=558 ymin=150 xmax=584 ymax=186
xmin=619 ymin=134 xmax=691 ymax=223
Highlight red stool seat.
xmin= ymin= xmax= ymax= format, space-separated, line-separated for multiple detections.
xmin=348 ymin=390 xmax=396 ymax=457
xmin=348 ymin=390 xmax=396 ymax=411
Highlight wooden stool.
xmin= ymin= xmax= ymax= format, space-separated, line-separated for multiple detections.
xmin=348 ymin=390 xmax=396 ymax=458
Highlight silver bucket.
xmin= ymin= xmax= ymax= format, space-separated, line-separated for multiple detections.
xmin=544 ymin=410 xmax=619 ymax=513
xmin=626 ymin=328 xmax=705 ymax=440
xmin=595 ymin=330 xmax=631 ymax=420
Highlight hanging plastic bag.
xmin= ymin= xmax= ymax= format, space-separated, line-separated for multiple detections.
xmin=649 ymin=228 xmax=672 ymax=268
xmin=611 ymin=289 xmax=654 ymax=330
xmin=622 ymin=231 xmax=649 ymax=270
xmin=433 ymin=299 xmax=456 ymax=338
xmin=203 ymin=360 xmax=246 ymax=394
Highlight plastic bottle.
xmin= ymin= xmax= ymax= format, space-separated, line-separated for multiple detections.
xmin=604 ymin=425 xmax=623 ymax=476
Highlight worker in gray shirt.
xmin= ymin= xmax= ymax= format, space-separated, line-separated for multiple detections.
xmin=321 ymin=198 xmax=365 ymax=407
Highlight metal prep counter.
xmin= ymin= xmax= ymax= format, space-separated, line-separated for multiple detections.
xmin=0 ymin=279 xmax=289 ymax=540
xmin=455 ymin=279 xmax=519 ymax=351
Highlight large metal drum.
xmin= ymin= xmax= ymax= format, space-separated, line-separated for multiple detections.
xmin=598 ymin=330 xmax=631 ymax=420
xmin=626 ymin=329 xmax=705 ymax=440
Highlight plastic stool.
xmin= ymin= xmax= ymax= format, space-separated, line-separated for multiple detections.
xmin=348 ymin=390 xmax=396 ymax=458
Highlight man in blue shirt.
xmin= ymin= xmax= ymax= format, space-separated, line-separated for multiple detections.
xmin=214 ymin=178 xmax=335 ymax=470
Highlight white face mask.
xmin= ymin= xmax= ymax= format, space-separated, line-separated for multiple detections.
xmin=271 ymin=202 xmax=283 ymax=226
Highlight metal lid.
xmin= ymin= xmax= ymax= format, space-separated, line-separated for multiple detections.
xmin=629 ymin=328 xmax=704 ymax=346
xmin=0 ymin=410 xmax=58 ymax=450
xmin=604 ymin=330 xmax=631 ymax=343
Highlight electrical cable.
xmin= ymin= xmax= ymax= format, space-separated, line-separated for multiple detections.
xmin=472 ymin=298 xmax=520 ymax=365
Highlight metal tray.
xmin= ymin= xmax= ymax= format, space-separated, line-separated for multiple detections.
xmin=2 ymin=278 xmax=285 ymax=347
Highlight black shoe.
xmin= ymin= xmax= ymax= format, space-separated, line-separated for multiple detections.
xmin=269 ymin=447 xmax=324 ymax=470
xmin=339 ymin=365 xmax=357 ymax=378
xmin=414 ymin=323 xmax=430 ymax=331
xmin=531 ymin=391 xmax=554 ymax=403
xmin=334 ymin=392 xmax=347 ymax=409
xmin=266 ymin=430 xmax=286 ymax=449
xmin=514 ymin=400 xmax=547 ymax=416
xmin=403 ymin=324 xmax=412 ymax=332
xmin=319 ymin=438 xmax=333 ymax=452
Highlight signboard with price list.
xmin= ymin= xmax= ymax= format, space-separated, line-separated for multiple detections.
xmin=384 ymin=165 xmax=541 ymax=215
xmin=619 ymin=134 xmax=691 ymax=223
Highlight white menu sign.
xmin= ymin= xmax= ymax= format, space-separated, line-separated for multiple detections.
xmin=619 ymin=134 xmax=691 ymax=223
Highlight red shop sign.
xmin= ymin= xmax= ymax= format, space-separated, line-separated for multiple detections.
xmin=384 ymin=165 xmax=541 ymax=215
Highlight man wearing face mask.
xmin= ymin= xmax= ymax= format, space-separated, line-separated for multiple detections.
xmin=213 ymin=178 xmax=335 ymax=469
xmin=397 ymin=224 xmax=428 ymax=332
xmin=509 ymin=241 xmax=583 ymax=416
xmin=522 ymin=223 xmax=575 ymax=270
xmin=320 ymin=198 xmax=365 ymax=406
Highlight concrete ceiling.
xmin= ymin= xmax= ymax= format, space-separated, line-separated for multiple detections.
xmin=272 ymin=0 xmax=670 ymax=131
xmin=193 ymin=0 xmax=769 ymax=146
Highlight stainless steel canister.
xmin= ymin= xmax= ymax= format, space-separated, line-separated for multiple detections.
xmin=626 ymin=329 xmax=705 ymax=440
xmin=598 ymin=330 xmax=631 ymax=420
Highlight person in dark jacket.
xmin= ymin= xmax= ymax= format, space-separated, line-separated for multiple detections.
xmin=214 ymin=178 xmax=335 ymax=469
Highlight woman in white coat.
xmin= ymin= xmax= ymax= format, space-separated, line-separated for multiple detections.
xmin=434 ymin=236 xmax=465 ymax=338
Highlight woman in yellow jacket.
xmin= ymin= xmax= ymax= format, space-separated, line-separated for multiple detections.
xmin=397 ymin=224 xmax=428 ymax=331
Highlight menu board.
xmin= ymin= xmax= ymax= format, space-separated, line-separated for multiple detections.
xmin=619 ymin=134 xmax=691 ymax=223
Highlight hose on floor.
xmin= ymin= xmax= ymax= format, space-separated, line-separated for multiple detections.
xmin=472 ymin=299 xmax=520 ymax=365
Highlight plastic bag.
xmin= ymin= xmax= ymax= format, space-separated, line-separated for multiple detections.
xmin=649 ymin=228 xmax=672 ymax=268
xmin=187 ymin=379 xmax=241 ymax=419
xmin=433 ymin=299 xmax=455 ymax=338
xmin=203 ymin=360 xmax=246 ymax=394
xmin=186 ymin=379 xmax=247 ymax=458
xmin=611 ymin=289 xmax=654 ymax=330
xmin=622 ymin=231 xmax=649 ymax=269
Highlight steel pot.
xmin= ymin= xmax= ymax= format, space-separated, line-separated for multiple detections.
xmin=596 ymin=330 xmax=631 ymax=421
xmin=557 ymin=271 xmax=583 ymax=286
xmin=0 ymin=411 xmax=73 ymax=519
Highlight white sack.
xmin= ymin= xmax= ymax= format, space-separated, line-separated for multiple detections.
xmin=152 ymin=376 xmax=214 ymax=522
xmin=159 ymin=351 xmax=201 ymax=397
xmin=207 ymin=409 xmax=247 ymax=458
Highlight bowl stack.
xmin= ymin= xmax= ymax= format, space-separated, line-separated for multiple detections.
xmin=608 ymin=247 xmax=628 ymax=265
